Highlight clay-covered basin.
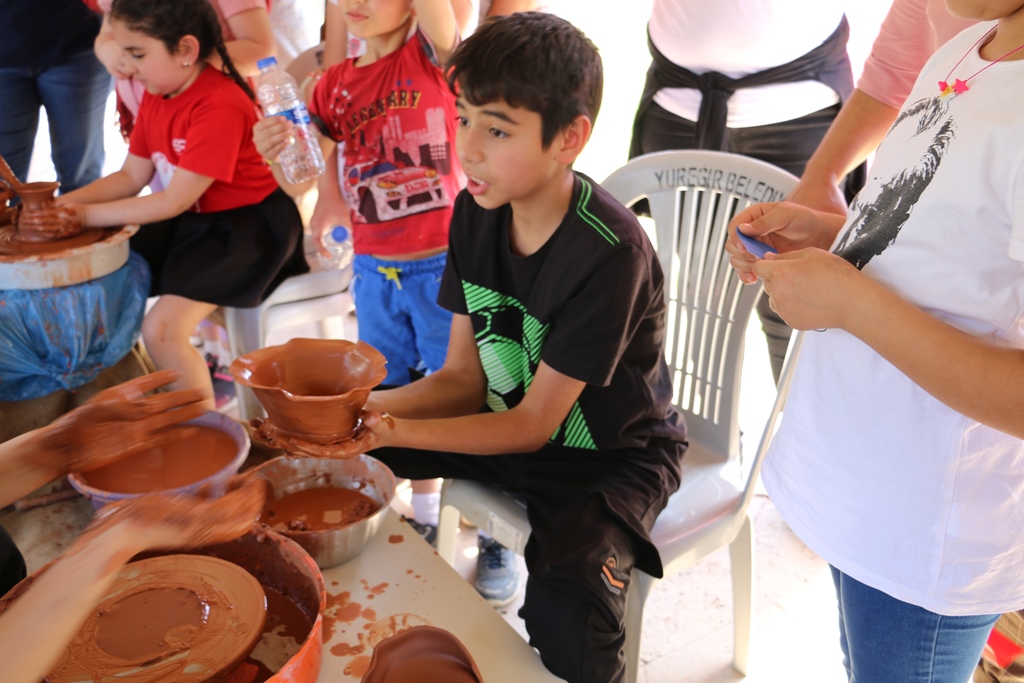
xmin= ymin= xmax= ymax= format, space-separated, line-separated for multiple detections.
xmin=68 ymin=411 xmax=249 ymax=508
xmin=229 ymin=338 xmax=387 ymax=443
xmin=252 ymin=454 xmax=396 ymax=568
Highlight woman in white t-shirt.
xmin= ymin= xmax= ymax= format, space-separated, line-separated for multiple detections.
xmin=725 ymin=5 xmax=1024 ymax=681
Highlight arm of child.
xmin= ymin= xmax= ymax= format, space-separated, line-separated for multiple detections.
xmin=252 ymin=116 xmax=335 ymax=196
xmin=94 ymin=12 xmax=133 ymax=79
xmin=207 ymin=7 xmax=277 ymax=77
xmin=753 ymin=249 xmax=1024 ymax=440
xmin=323 ymin=0 xmax=348 ymax=68
xmin=414 ymin=0 xmax=460 ymax=64
xmin=309 ymin=147 xmax=350 ymax=258
xmin=366 ymin=315 xmax=586 ymax=454
xmin=0 ymin=371 xmax=206 ymax=509
xmin=59 ymin=153 xmax=154 ymax=206
xmin=486 ymin=0 xmax=540 ymax=15
xmin=786 ymin=89 xmax=900 ymax=215
xmin=68 ymin=166 xmax=215 ymax=228
xmin=0 ymin=476 xmax=264 ymax=683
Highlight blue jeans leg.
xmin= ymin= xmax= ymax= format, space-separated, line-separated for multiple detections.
xmin=830 ymin=565 xmax=998 ymax=683
xmin=0 ymin=67 xmax=44 ymax=183
xmin=0 ymin=50 xmax=111 ymax=192
xmin=37 ymin=50 xmax=112 ymax=192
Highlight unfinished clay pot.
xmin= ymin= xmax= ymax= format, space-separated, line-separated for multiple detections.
xmin=14 ymin=181 xmax=63 ymax=242
xmin=361 ymin=625 xmax=484 ymax=683
xmin=230 ymin=339 xmax=387 ymax=444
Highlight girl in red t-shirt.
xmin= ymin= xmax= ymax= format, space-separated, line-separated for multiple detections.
xmin=20 ymin=0 xmax=308 ymax=410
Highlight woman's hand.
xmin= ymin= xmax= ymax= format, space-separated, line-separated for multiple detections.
xmin=250 ymin=411 xmax=396 ymax=459
xmin=725 ymin=201 xmax=846 ymax=284
xmin=39 ymin=370 xmax=208 ymax=477
xmin=753 ymin=248 xmax=864 ymax=331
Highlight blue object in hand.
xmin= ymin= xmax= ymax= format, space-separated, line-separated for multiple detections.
xmin=736 ymin=231 xmax=778 ymax=258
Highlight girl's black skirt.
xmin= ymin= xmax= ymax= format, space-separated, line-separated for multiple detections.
xmin=129 ymin=187 xmax=309 ymax=308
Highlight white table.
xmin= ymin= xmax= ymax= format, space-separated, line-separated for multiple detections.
xmin=317 ymin=509 xmax=564 ymax=682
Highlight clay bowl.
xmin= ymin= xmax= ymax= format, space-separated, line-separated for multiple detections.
xmin=46 ymin=554 xmax=268 ymax=683
xmin=184 ymin=530 xmax=326 ymax=683
xmin=14 ymin=180 xmax=63 ymax=242
xmin=362 ymin=625 xmax=485 ymax=683
xmin=67 ymin=411 xmax=250 ymax=509
xmin=229 ymin=338 xmax=387 ymax=444
xmin=0 ymin=530 xmax=328 ymax=683
xmin=251 ymin=454 xmax=396 ymax=568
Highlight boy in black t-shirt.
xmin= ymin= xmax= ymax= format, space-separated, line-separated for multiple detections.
xmin=255 ymin=12 xmax=687 ymax=683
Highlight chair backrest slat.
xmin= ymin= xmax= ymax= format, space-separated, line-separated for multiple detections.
xmin=601 ymin=151 xmax=798 ymax=464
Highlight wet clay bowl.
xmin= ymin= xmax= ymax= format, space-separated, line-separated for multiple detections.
xmin=229 ymin=338 xmax=387 ymax=444
xmin=47 ymin=554 xmax=268 ymax=683
xmin=13 ymin=180 xmax=63 ymax=242
xmin=182 ymin=529 xmax=326 ymax=683
xmin=362 ymin=625 xmax=485 ymax=683
xmin=252 ymin=454 xmax=396 ymax=568
xmin=68 ymin=411 xmax=250 ymax=509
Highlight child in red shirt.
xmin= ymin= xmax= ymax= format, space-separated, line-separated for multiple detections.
xmin=21 ymin=0 xmax=308 ymax=409
xmin=254 ymin=0 xmax=463 ymax=388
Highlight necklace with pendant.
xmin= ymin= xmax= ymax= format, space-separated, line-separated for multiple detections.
xmin=939 ymin=26 xmax=1024 ymax=98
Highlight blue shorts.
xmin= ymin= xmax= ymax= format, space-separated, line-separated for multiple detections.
xmin=351 ymin=252 xmax=452 ymax=386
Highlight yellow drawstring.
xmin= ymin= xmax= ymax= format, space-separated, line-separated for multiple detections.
xmin=377 ymin=265 xmax=403 ymax=290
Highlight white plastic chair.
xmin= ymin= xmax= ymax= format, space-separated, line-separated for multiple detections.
xmin=437 ymin=150 xmax=802 ymax=681
xmin=224 ymin=267 xmax=355 ymax=421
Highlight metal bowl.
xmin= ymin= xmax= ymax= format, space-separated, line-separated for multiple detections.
xmin=251 ymin=454 xmax=396 ymax=569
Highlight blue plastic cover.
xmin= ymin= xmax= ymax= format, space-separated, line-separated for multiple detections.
xmin=0 ymin=252 xmax=150 ymax=401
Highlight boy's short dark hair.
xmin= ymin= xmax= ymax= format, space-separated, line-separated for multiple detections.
xmin=446 ymin=12 xmax=603 ymax=149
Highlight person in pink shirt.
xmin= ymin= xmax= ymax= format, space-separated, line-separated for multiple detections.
xmin=787 ymin=0 xmax=974 ymax=214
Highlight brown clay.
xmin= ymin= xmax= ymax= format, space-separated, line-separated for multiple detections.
xmin=230 ymin=339 xmax=387 ymax=444
xmin=13 ymin=181 xmax=68 ymax=242
xmin=361 ymin=625 xmax=484 ymax=683
xmin=261 ymin=487 xmax=381 ymax=532
xmin=0 ymin=223 xmax=102 ymax=254
xmin=78 ymin=424 xmax=239 ymax=494
xmin=47 ymin=554 xmax=268 ymax=683
xmin=0 ymin=153 xmax=24 ymax=193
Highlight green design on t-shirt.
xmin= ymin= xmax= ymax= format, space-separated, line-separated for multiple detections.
xmin=462 ymin=281 xmax=597 ymax=450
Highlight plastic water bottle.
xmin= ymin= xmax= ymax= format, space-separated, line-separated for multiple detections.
xmin=318 ymin=225 xmax=354 ymax=271
xmin=255 ymin=56 xmax=326 ymax=185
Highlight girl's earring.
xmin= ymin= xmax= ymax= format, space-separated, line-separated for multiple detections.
xmin=183 ymin=61 xmax=191 ymax=67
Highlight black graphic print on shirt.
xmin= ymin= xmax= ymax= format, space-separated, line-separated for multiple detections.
xmin=834 ymin=96 xmax=956 ymax=269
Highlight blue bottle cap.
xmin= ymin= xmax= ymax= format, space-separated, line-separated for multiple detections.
xmin=256 ymin=56 xmax=278 ymax=71
xmin=331 ymin=226 xmax=349 ymax=242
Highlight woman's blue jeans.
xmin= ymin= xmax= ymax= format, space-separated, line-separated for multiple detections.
xmin=830 ymin=566 xmax=998 ymax=682
xmin=0 ymin=49 xmax=111 ymax=193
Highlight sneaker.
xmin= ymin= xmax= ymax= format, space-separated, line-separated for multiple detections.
xmin=474 ymin=538 xmax=520 ymax=606
xmin=405 ymin=518 xmax=437 ymax=547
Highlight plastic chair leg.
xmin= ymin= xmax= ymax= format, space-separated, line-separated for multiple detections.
xmin=623 ymin=570 xmax=654 ymax=683
xmin=437 ymin=499 xmax=461 ymax=568
xmin=729 ymin=513 xmax=754 ymax=675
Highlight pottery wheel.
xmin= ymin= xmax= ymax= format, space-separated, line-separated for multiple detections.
xmin=0 ymin=224 xmax=104 ymax=255
xmin=47 ymin=554 xmax=268 ymax=683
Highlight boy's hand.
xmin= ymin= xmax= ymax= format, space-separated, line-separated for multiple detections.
xmin=249 ymin=411 xmax=395 ymax=458
xmin=753 ymin=249 xmax=862 ymax=331
xmin=252 ymin=115 xmax=295 ymax=163
xmin=16 ymin=203 xmax=86 ymax=240
xmin=39 ymin=370 xmax=209 ymax=477
xmin=88 ymin=472 xmax=267 ymax=551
